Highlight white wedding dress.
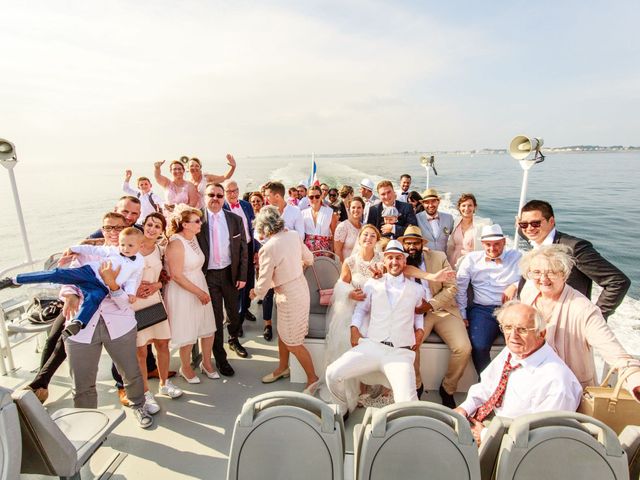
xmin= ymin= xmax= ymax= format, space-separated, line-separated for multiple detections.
xmin=319 ymin=250 xmax=388 ymax=412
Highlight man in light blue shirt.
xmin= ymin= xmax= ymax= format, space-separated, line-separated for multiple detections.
xmin=456 ymin=224 xmax=521 ymax=376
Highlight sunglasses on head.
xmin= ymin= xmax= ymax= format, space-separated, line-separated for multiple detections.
xmin=207 ymin=193 xmax=224 ymax=199
xmin=518 ymin=220 xmax=543 ymax=229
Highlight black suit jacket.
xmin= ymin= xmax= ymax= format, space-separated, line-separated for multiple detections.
xmin=366 ymin=200 xmax=417 ymax=237
xmin=553 ymin=231 xmax=630 ymax=319
xmin=197 ymin=209 xmax=248 ymax=284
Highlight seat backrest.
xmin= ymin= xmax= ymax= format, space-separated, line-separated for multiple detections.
xmin=619 ymin=425 xmax=640 ymax=480
xmin=495 ymin=411 xmax=629 ymax=480
xmin=478 ymin=416 xmax=512 ymax=480
xmin=305 ymin=252 xmax=341 ymax=338
xmin=0 ymin=386 xmax=21 ymax=480
xmin=355 ymin=401 xmax=480 ymax=480
xmin=11 ymin=390 xmax=78 ymax=476
xmin=227 ymin=391 xmax=345 ymax=480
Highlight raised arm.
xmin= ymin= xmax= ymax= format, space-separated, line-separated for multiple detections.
xmin=153 ymin=160 xmax=171 ymax=189
xmin=122 ymin=170 xmax=138 ymax=195
xmin=203 ymin=153 xmax=237 ymax=183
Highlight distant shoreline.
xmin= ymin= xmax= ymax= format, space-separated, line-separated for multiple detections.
xmin=246 ymin=146 xmax=640 ymax=160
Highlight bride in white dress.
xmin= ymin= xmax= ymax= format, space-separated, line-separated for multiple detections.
xmin=320 ymin=225 xmax=455 ymax=411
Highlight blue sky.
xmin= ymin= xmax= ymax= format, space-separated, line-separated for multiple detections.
xmin=1 ymin=0 xmax=638 ymax=163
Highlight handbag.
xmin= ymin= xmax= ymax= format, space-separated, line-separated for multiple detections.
xmin=27 ymin=296 xmax=64 ymax=325
xmin=577 ymin=366 xmax=640 ymax=434
xmin=134 ymin=302 xmax=168 ymax=331
xmin=310 ymin=262 xmax=334 ymax=306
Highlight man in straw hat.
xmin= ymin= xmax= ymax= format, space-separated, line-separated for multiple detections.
xmin=455 ymin=224 xmax=521 ymax=376
xmin=325 ymin=240 xmax=425 ymax=415
xmin=400 ymin=225 xmax=470 ymax=407
xmin=416 ymin=188 xmax=454 ymax=252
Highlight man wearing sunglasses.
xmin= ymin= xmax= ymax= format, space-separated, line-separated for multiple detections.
xmin=197 ymin=183 xmax=249 ymax=376
xmin=518 ymin=200 xmax=630 ymax=320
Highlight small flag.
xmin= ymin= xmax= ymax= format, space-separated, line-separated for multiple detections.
xmin=307 ymin=154 xmax=319 ymax=187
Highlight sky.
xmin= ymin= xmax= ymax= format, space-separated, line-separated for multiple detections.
xmin=1 ymin=0 xmax=639 ymax=164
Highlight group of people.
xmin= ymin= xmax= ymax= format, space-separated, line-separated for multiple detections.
xmin=1 ymin=158 xmax=635 ymax=442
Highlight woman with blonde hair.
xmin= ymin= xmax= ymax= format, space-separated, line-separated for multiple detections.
xmin=186 ymin=155 xmax=237 ymax=208
xmin=164 ymin=205 xmax=217 ymax=384
xmin=520 ymin=244 xmax=640 ymax=398
xmin=154 ymin=160 xmax=200 ymax=211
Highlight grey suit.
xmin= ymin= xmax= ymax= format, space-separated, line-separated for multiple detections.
xmin=416 ymin=211 xmax=454 ymax=252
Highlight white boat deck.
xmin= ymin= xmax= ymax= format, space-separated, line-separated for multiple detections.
xmin=1 ymin=304 xmax=468 ymax=480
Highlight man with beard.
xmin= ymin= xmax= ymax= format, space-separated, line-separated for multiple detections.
xmin=401 ymin=226 xmax=470 ymax=407
xmin=416 ymin=188 xmax=454 ymax=252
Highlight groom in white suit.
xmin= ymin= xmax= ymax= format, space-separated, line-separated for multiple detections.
xmin=416 ymin=188 xmax=454 ymax=252
xmin=325 ymin=240 xmax=425 ymax=414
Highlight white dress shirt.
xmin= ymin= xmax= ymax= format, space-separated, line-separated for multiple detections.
xmin=282 ymin=204 xmax=305 ymax=239
xmin=351 ymin=274 xmax=424 ymax=333
xmin=455 ymin=249 xmax=522 ymax=317
xmin=301 ymin=206 xmax=334 ymax=236
xmin=396 ymin=189 xmax=410 ymax=203
xmin=229 ymin=202 xmax=251 ymax=243
xmin=417 ymin=259 xmax=434 ymax=302
xmin=530 ymin=228 xmax=557 ymax=249
xmin=298 ymin=196 xmax=310 ymax=210
xmin=70 ymin=245 xmax=144 ymax=296
xmin=459 ymin=342 xmax=582 ymax=419
xmin=207 ymin=210 xmax=232 ymax=269
xmin=122 ymin=182 xmax=164 ymax=219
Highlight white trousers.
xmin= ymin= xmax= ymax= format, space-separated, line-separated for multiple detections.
xmin=325 ymin=338 xmax=417 ymax=412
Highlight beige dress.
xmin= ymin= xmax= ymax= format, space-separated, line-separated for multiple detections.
xmin=164 ymin=234 xmax=216 ymax=349
xmin=135 ymin=245 xmax=172 ymax=347
xmin=254 ymin=230 xmax=314 ymax=346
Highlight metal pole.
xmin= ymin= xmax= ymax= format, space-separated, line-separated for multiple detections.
xmin=513 ymin=166 xmax=530 ymax=248
xmin=7 ymin=168 xmax=33 ymax=263
xmin=426 ymin=167 xmax=431 ymax=190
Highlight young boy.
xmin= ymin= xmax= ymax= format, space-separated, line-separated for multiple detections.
xmin=381 ymin=206 xmax=400 ymax=240
xmin=0 ymin=228 xmax=145 ymax=337
xmin=122 ymin=169 xmax=164 ymax=219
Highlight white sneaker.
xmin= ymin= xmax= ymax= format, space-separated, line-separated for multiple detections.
xmin=158 ymin=379 xmax=183 ymax=399
xmin=144 ymin=391 xmax=160 ymax=414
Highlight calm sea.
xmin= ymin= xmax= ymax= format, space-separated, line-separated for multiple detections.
xmin=1 ymin=152 xmax=638 ymax=345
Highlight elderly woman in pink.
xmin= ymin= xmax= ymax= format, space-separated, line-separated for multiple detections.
xmin=520 ymin=245 xmax=640 ymax=398
xmin=446 ymin=193 xmax=489 ymax=268
xmin=154 ymin=159 xmax=200 ymax=211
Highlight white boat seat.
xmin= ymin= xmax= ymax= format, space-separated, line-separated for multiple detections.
xmin=11 ymin=389 xmax=124 ymax=480
xmin=619 ymin=425 xmax=640 ymax=480
xmin=227 ymin=391 xmax=345 ymax=480
xmin=478 ymin=416 xmax=512 ymax=480
xmin=0 ymin=386 xmax=21 ymax=480
xmin=354 ymin=401 xmax=481 ymax=480
xmin=305 ymin=251 xmax=341 ymax=339
xmin=495 ymin=411 xmax=629 ymax=480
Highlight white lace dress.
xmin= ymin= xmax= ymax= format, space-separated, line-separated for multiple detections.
xmin=319 ymin=250 xmax=383 ymax=411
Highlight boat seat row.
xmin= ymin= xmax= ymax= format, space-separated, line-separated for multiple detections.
xmin=0 ymin=385 xmax=124 ymax=480
xmin=227 ymin=391 xmax=640 ymax=480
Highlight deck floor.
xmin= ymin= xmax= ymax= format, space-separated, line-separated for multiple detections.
xmin=2 ymin=306 xmax=463 ymax=480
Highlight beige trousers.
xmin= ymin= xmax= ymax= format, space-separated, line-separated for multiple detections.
xmin=414 ymin=311 xmax=472 ymax=394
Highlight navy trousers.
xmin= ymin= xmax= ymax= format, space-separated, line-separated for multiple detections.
xmin=17 ymin=265 xmax=109 ymax=326
xmin=467 ymin=303 xmax=501 ymax=376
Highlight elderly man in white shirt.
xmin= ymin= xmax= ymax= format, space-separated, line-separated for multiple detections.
xmin=454 ymin=301 xmax=582 ymax=446
xmin=456 ymin=224 xmax=521 ymax=375
xmin=325 ymin=240 xmax=425 ymax=416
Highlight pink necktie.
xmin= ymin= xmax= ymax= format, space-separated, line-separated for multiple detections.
xmin=212 ymin=214 xmax=221 ymax=264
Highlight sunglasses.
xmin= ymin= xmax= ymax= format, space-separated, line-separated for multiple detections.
xmin=308 ymin=195 xmax=321 ymax=199
xmin=207 ymin=193 xmax=225 ymax=199
xmin=102 ymin=225 xmax=125 ymax=232
xmin=518 ymin=220 xmax=543 ymax=229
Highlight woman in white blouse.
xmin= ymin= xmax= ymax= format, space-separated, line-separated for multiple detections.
xmin=301 ymin=185 xmax=338 ymax=252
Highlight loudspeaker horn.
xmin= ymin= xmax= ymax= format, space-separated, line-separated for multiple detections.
xmin=509 ymin=135 xmax=543 ymax=160
xmin=0 ymin=138 xmax=16 ymax=162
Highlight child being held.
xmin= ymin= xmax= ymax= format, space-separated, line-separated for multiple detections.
xmin=0 ymin=227 xmax=145 ymax=337
xmin=381 ymin=206 xmax=400 ymax=240
xmin=123 ymin=169 xmax=164 ymax=219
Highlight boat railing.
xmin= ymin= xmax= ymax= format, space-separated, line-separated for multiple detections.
xmin=0 ymin=256 xmax=56 ymax=376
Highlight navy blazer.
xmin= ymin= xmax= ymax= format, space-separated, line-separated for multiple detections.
xmin=366 ymin=200 xmax=417 ymax=237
